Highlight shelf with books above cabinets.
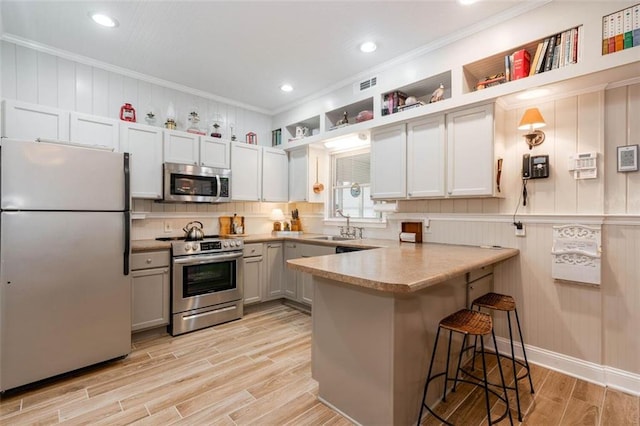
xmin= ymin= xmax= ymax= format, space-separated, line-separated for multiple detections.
xmin=284 ymin=115 xmax=321 ymax=144
xmin=380 ymin=71 xmax=451 ymax=117
xmin=462 ymin=25 xmax=583 ymax=94
xmin=324 ymin=97 xmax=374 ymax=132
xmin=602 ymin=4 xmax=639 ymax=55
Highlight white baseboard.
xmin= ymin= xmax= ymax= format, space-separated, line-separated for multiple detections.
xmin=494 ymin=337 xmax=640 ymax=396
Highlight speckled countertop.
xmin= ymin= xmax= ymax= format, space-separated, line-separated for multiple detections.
xmin=287 ymin=243 xmax=519 ymax=294
xmin=131 ymin=235 xmax=519 ymax=294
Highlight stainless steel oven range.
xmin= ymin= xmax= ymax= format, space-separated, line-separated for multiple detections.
xmin=164 ymin=236 xmax=244 ymax=336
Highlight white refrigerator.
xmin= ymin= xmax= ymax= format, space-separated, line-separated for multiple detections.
xmin=0 ymin=139 xmax=131 ymax=391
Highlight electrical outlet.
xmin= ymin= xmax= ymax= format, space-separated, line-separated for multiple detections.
xmin=515 ymin=224 xmax=526 ymax=237
xmin=164 ymin=221 xmax=172 ymax=233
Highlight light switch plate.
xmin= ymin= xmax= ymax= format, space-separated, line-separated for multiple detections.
xmin=164 ymin=221 xmax=172 ymax=233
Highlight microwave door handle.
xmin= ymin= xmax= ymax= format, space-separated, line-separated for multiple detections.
xmin=216 ymin=175 xmax=221 ymax=198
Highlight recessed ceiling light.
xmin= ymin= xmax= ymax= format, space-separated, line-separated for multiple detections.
xmin=517 ymin=89 xmax=551 ymax=100
xmin=360 ymin=41 xmax=377 ymax=53
xmin=280 ymin=84 xmax=293 ymax=92
xmin=90 ymin=13 xmax=118 ymax=28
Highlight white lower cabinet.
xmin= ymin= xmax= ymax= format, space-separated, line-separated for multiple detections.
xmin=243 ymin=244 xmax=264 ymax=305
xmin=265 ymin=242 xmax=284 ymax=300
xmin=120 ymin=122 xmax=164 ymax=199
xmin=284 ymin=243 xmax=334 ymax=306
xmin=131 ymin=251 xmax=170 ymax=332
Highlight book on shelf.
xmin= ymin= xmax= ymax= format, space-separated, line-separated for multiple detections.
xmin=529 ymin=42 xmax=544 ymax=76
xmin=397 ymin=101 xmax=425 ymax=112
xmin=504 ymin=55 xmax=511 ymax=81
xmin=603 ymin=13 xmax=610 ymax=54
xmin=535 ymin=38 xmax=550 ymax=74
xmin=552 ymin=33 xmax=562 ymax=70
xmin=634 ymin=4 xmax=640 ymax=47
xmin=543 ymin=34 xmax=556 ymax=72
xmin=624 ymin=7 xmax=634 ymax=49
xmin=615 ymin=10 xmax=625 ymax=51
xmin=382 ymin=90 xmax=408 ymax=115
xmin=512 ymin=49 xmax=531 ymax=80
xmin=476 ymin=73 xmax=506 ymax=90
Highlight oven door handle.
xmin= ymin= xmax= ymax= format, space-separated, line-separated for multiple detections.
xmin=173 ymin=252 xmax=243 ymax=265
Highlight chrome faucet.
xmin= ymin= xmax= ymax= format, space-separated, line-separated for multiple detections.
xmin=336 ymin=209 xmax=350 ymax=228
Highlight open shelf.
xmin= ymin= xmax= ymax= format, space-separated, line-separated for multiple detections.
xmin=381 ymin=71 xmax=452 ymax=117
xmin=285 ymin=115 xmax=321 ymax=143
xmin=325 ymin=97 xmax=374 ymax=132
xmin=462 ymin=25 xmax=582 ymax=94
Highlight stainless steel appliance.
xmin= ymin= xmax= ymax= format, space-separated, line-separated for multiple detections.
xmin=163 ymin=162 xmax=231 ymax=203
xmin=163 ymin=236 xmax=244 ymax=335
xmin=0 ymin=139 xmax=131 ymax=392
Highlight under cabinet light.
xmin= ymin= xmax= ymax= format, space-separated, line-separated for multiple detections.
xmin=323 ymin=133 xmax=370 ymax=151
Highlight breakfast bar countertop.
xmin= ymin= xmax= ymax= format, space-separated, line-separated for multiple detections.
xmin=287 ymin=242 xmax=519 ymax=294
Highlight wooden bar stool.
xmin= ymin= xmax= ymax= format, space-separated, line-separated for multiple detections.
xmin=471 ymin=292 xmax=534 ymax=422
xmin=417 ymin=309 xmax=512 ymax=426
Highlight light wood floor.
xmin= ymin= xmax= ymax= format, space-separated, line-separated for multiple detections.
xmin=1 ymin=302 xmax=638 ymax=425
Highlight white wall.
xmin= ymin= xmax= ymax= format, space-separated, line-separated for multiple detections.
xmin=0 ymin=40 xmax=272 ymax=145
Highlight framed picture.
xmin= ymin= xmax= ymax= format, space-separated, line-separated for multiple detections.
xmin=617 ymin=145 xmax=639 ymax=172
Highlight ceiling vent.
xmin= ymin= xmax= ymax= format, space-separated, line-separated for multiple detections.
xmin=354 ymin=76 xmax=378 ymax=94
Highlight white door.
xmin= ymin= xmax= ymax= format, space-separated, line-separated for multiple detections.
xmin=120 ymin=123 xmax=163 ymax=199
xmin=231 ymin=142 xmax=262 ymax=201
xmin=262 ymin=147 xmax=288 ymax=202
xmin=1 ymin=99 xmax=69 ymax=141
xmin=371 ymin=124 xmax=406 ymax=199
xmin=69 ymin=112 xmax=119 ymax=150
xmin=407 ymin=116 xmax=446 ymax=198
xmin=447 ymin=104 xmax=495 ymax=197
xmin=163 ymin=130 xmax=199 ymax=165
xmin=0 ymin=211 xmax=131 ymax=390
xmin=200 ymin=137 xmax=231 ymax=169
xmin=288 ymin=148 xmax=308 ymax=202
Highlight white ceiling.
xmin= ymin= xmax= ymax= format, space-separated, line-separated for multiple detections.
xmin=0 ymin=1 xmax=545 ymax=114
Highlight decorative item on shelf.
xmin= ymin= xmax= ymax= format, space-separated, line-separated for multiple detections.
xmin=145 ymin=110 xmax=156 ymax=125
xmin=119 ymin=103 xmax=136 ymax=122
xmin=229 ymin=123 xmax=237 ymax=141
xmin=313 ymin=157 xmax=324 ymax=194
xmin=518 ymin=107 xmax=546 ymax=149
xmin=476 ymin=73 xmax=506 ymax=91
xmin=270 ymin=208 xmax=285 ymax=232
xmin=187 ymin=110 xmax=206 ymax=135
xmin=350 ymin=182 xmax=361 ymax=197
xmin=429 ymin=83 xmax=445 ymax=103
xmin=165 ymin=102 xmax=176 ymax=130
xmin=290 ymin=209 xmax=301 ymax=232
xmin=295 ymin=126 xmax=309 ymax=138
xmin=355 ymin=110 xmax=373 ymax=123
xmin=246 ymin=132 xmax=257 ymax=144
xmin=382 ymin=90 xmax=408 ymax=115
xmin=336 ymin=111 xmax=349 ymax=126
xmin=210 ymin=122 xmax=222 ymax=138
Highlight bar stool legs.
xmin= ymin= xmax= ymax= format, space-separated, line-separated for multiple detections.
xmin=417 ymin=309 xmax=513 ymax=426
xmin=472 ymin=292 xmax=535 ymax=422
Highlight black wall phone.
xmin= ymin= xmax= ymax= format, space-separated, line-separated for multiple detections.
xmin=522 ymin=154 xmax=549 ymax=179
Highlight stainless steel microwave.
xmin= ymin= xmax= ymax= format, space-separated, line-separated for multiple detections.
xmin=163 ymin=163 xmax=231 ymax=203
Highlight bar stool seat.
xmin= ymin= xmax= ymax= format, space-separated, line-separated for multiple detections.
xmin=417 ymin=309 xmax=513 ymax=425
xmin=471 ymin=292 xmax=534 ymax=422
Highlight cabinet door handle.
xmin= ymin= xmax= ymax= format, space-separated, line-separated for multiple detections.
xmin=146 ymin=258 xmax=152 ymax=264
xmin=408 ymin=192 xmax=412 ymax=196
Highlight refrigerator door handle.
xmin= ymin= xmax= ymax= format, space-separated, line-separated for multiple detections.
xmin=124 ymin=211 xmax=130 ymax=276
xmin=123 ymin=153 xmax=131 ymax=212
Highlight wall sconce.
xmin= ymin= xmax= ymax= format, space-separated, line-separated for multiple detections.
xmin=518 ymin=107 xmax=546 ymax=150
xmin=269 ymin=208 xmax=285 ymax=232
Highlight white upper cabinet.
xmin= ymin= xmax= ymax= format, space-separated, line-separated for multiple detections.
xmin=163 ymin=130 xmax=199 ymax=165
xmin=262 ymin=147 xmax=288 ymax=202
xmin=69 ymin=112 xmax=119 ymax=150
xmin=371 ymin=124 xmax=407 ymax=199
xmin=289 ymin=146 xmax=326 ymax=203
xmin=200 ymin=137 xmax=230 ymax=169
xmin=231 ymin=142 xmax=262 ymax=201
xmin=1 ymin=100 xmax=69 ymax=141
xmin=446 ymin=103 xmax=495 ymax=197
xmin=120 ymin=122 xmax=164 ymax=199
xmin=407 ymin=115 xmax=446 ymax=198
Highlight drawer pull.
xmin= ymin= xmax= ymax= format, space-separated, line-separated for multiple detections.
xmin=146 ymin=259 xmax=152 ymax=264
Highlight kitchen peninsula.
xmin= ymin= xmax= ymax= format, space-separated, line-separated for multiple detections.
xmin=287 ymin=242 xmax=519 ymax=425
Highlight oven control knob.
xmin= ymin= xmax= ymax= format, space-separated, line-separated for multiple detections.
xmin=184 ymin=243 xmax=192 ymax=251
xmin=223 ymin=242 xmax=229 ymax=248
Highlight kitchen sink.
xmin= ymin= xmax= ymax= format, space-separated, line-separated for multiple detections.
xmin=309 ymin=235 xmax=355 ymax=241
